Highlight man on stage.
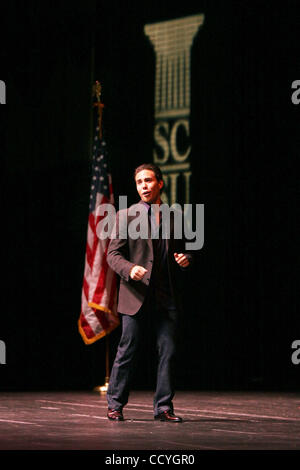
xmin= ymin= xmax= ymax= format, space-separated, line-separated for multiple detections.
xmin=106 ymin=163 xmax=192 ymax=422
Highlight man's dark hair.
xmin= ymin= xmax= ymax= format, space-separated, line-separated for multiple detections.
xmin=134 ymin=163 xmax=163 ymax=182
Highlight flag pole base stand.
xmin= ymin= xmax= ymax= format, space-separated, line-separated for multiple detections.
xmin=93 ymin=377 xmax=109 ymax=393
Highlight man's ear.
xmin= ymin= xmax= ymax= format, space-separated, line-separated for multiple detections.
xmin=159 ymin=180 xmax=164 ymax=191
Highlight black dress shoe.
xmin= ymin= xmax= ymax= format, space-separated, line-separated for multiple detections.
xmin=107 ymin=408 xmax=124 ymax=421
xmin=154 ymin=410 xmax=182 ymax=422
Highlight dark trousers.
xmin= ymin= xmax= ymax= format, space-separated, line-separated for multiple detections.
xmin=107 ymin=300 xmax=177 ymax=416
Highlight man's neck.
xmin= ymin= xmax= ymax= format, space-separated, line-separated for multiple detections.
xmin=140 ymin=198 xmax=162 ymax=207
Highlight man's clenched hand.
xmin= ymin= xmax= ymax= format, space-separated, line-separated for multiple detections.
xmin=130 ymin=265 xmax=148 ymax=281
xmin=174 ymin=253 xmax=190 ymax=268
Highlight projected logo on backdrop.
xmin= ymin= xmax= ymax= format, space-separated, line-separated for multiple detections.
xmin=144 ymin=14 xmax=204 ymax=205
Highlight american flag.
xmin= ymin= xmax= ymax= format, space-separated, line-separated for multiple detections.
xmin=78 ymin=115 xmax=119 ymax=344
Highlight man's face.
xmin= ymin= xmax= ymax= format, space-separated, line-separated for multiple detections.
xmin=135 ymin=169 xmax=163 ymax=205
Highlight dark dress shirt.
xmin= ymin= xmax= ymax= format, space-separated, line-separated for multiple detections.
xmin=143 ymin=202 xmax=176 ymax=310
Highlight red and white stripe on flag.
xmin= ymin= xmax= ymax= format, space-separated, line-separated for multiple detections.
xmin=79 ymin=187 xmax=119 ymax=344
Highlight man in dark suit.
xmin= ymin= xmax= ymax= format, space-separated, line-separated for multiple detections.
xmin=106 ymin=163 xmax=192 ymax=422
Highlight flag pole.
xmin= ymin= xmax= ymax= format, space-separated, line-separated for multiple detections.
xmin=92 ymin=81 xmax=110 ymax=394
xmin=93 ymin=335 xmax=110 ymax=393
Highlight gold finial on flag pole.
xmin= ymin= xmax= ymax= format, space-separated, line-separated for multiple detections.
xmin=93 ymin=81 xmax=104 ymax=140
xmin=94 ymin=80 xmax=101 ymax=100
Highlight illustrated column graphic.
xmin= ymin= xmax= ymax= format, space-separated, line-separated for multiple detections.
xmin=144 ymin=14 xmax=204 ymax=205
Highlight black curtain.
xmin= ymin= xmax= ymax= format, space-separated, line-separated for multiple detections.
xmin=0 ymin=0 xmax=298 ymax=391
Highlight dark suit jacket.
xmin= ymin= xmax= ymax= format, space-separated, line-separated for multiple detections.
xmin=107 ymin=201 xmax=192 ymax=315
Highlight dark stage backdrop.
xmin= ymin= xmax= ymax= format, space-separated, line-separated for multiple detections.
xmin=0 ymin=1 xmax=298 ymax=392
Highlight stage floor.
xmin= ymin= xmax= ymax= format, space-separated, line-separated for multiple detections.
xmin=0 ymin=390 xmax=299 ymax=450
